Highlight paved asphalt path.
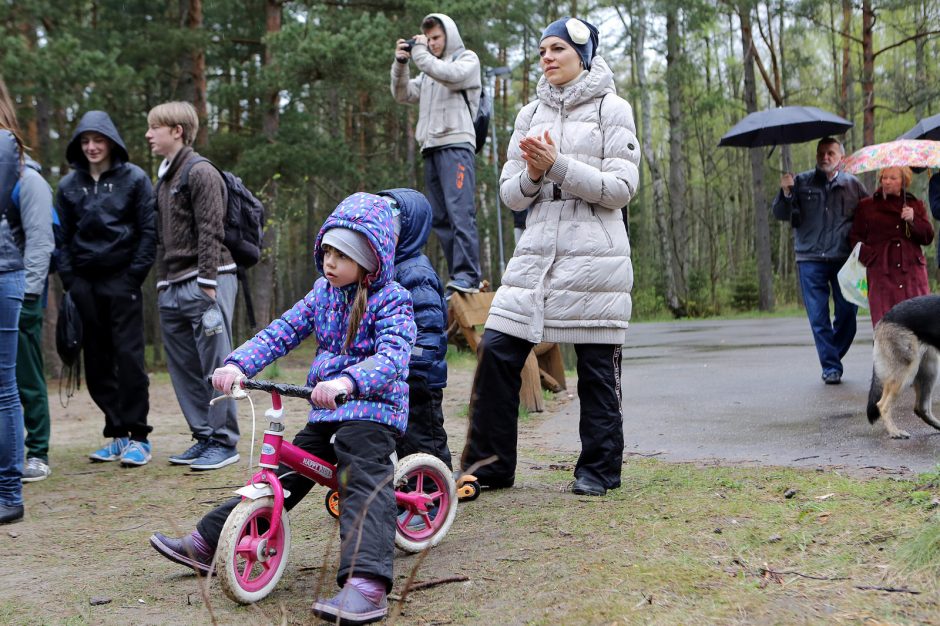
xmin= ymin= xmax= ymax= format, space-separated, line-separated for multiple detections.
xmin=532 ymin=315 xmax=940 ymax=476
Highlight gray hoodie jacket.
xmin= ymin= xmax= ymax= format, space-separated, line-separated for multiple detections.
xmin=390 ymin=13 xmax=481 ymax=151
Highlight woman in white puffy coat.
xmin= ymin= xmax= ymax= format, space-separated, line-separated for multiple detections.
xmin=460 ymin=17 xmax=640 ymax=497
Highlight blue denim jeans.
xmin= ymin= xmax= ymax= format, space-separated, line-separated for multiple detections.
xmin=797 ymin=260 xmax=857 ymax=376
xmin=0 ymin=270 xmax=24 ymax=506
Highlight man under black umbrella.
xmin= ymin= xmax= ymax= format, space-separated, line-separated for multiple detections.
xmin=772 ymin=137 xmax=868 ymax=385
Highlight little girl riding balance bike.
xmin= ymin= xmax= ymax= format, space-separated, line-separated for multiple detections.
xmin=150 ymin=193 xmax=456 ymax=625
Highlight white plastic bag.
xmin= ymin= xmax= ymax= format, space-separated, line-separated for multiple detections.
xmin=837 ymin=242 xmax=869 ymax=309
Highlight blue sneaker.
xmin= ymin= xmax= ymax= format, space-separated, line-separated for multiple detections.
xmin=190 ymin=441 xmax=239 ymax=471
xmin=121 ymin=440 xmax=152 ymax=466
xmin=168 ymin=439 xmax=209 ymax=465
xmin=89 ymin=437 xmax=129 ymax=462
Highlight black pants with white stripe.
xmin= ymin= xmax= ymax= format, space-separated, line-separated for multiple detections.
xmin=460 ymin=329 xmax=624 ymax=490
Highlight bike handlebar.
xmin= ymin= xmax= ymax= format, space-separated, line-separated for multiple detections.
xmin=206 ymin=377 xmax=347 ymax=405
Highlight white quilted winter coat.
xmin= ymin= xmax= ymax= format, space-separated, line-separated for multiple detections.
xmin=486 ymin=56 xmax=640 ymax=345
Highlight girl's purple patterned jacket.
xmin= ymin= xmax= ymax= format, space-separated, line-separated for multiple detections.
xmin=225 ymin=192 xmax=417 ymax=433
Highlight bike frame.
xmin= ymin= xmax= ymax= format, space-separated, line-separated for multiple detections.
xmin=240 ymin=387 xmax=435 ymax=542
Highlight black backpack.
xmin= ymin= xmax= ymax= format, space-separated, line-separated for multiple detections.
xmin=461 ymin=87 xmax=490 ymax=154
xmin=160 ymin=157 xmax=266 ymax=325
xmin=172 ymin=157 xmax=266 ymax=269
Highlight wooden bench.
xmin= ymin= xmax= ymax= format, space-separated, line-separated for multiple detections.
xmin=447 ymin=291 xmax=566 ymax=412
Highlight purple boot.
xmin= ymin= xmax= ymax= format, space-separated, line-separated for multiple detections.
xmin=310 ymin=582 xmax=388 ymax=625
xmin=149 ymin=531 xmax=215 ymax=575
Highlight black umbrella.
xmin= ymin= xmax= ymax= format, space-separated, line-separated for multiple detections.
xmin=718 ymin=106 xmax=853 ymax=172
xmin=899 ymin=113 xmax=940 ymax=141
xmin=718 ymin=106 xmax=853 ymax=148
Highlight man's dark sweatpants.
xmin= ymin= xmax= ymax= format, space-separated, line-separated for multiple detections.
xmin=17 ymin=298 xmax=50 ymax=462
xmin=397 ymin=375 xmax=452 ymax=470
xmin=70 ymin=274 xmax=151 ymax=441
xmin=197 ymin=420 xmax=397 ymax=590
xmin=423 ymin=145 xmax=481 ymax=287
xmin=461 ymin=329 xmax=624 ymax=489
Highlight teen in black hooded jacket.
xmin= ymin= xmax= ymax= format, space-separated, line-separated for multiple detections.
xmin=56 ymin=110 xmax=156 ymax=466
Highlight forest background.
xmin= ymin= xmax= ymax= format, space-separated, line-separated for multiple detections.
xmin=3 ymin=0 xmax=940 ymax=368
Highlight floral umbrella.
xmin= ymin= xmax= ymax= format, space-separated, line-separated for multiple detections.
xmin=841 ymin=139 xmax=940 ymax=174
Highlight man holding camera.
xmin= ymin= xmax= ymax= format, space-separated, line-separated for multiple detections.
xmin=771 ymin=136 xmax=867 ymax=385
xmin=391 ymin=13 xmax=483 ymax=295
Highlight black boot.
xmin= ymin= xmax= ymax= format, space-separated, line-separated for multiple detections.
xmin=0 ymin=503 xmax=24 ymax=524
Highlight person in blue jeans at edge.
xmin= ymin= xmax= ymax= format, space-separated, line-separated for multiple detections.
xmin=772 ymin=137 xmax=867 ymax=385
xmin=150 ymin=192 xmax=416 ymax=626
xmin=391 ymin=13 xmax=483 ymax=296
xmin=377 ymin=188 xmax=452 ymax=469
xmin=0 ymin=77 xmax=27 ymax=524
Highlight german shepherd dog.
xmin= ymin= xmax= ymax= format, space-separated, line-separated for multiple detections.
xmin=867 ymin=294 xmax=940 ymax=439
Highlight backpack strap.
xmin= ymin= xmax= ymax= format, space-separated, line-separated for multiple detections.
xmin=155 ymin=155 xmax=212 ymax=202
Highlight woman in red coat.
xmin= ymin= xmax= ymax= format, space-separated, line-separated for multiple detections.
xmin=849 ymin=166 xmax=934 ymax=327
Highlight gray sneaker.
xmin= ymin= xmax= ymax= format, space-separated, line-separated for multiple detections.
xmin=190 ymin=442 xmax=240 ymax=471
xmin=22 ymin=457 xmax=50 ymax=483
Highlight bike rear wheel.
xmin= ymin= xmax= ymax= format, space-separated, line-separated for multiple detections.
xmin=394 ymin=453 xmax=457 ymax=553
xmin=216 ymin=497 xmax=291 ymax=604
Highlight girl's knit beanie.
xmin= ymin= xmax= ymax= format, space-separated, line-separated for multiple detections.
xmin=322 ymin=227 xmax=379 ymax=274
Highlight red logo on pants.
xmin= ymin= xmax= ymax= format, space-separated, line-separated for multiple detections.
xmin=456 ymin=164 xmax=465 ymax=190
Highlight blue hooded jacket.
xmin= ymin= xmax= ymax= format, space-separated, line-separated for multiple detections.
xmin=227 ymin=192 xmax=416 ymax=433
xmin=378 ymin=188 xmax=448 ymax=389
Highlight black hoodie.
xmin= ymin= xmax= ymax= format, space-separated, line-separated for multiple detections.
xmin=56 ymin=111 xmax=155 ymax=285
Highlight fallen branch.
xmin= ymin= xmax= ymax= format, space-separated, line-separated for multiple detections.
xmin=761 ymin=568 xmax=849 ymax=581
xmin=405 ymin=576 xmax=470 ymax=592
xmin=854 ymin=585 xmax=921 ymax=594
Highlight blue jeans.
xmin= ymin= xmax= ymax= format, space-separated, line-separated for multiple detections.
xmin=0 ymin=270 xmax=24 ymax=506
xmin=797 ymin=261 xmax=857 ymax=375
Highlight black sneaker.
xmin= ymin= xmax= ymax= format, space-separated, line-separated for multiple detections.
xmin=190 ymin=441 xmax=240 ymax=471
xmin=168 ymin=439 xmax=209 ymax=465
xmin=445 ymin=279 xmax=480 ymax=295
xmin=822 ymin=370 xmax=842 ymax=385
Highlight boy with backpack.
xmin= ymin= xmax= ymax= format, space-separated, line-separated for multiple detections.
xmin=146 ymin=101 xmax=240 ymax=471
xmin=13 ymin=158 xmax=55 ymax=481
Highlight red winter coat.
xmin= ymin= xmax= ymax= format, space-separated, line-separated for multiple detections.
xmin=849 ymin=188 xmax=934 ymax=326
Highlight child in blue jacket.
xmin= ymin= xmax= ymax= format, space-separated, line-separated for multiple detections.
xmin=150 ymin=192 xmax=415 ymax=625
xmin=377 ymin=188 xmax=452 ymax=469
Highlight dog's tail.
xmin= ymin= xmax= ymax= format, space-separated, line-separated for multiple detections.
xmin=867 ymin=366 xmax=882 ymax=423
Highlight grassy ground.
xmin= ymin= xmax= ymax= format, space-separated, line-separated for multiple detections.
xmin=1 ymin=353 xmax=939 ymax=625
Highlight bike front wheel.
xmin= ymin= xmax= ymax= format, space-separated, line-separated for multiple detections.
xmin=216 ymin=496 xmax=291 ymax=604
xmin=394 ymin=453 xmax=457 ymax=553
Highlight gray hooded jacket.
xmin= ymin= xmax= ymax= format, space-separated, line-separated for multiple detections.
xmin=390 ymin=13 xmax=481 ymax=151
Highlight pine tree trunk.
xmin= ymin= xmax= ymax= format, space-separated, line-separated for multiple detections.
xmin=740 ymin=3 xmax=775 ymax=311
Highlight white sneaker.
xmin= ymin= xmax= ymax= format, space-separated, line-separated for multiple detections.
xmin=22 ymin=457 xmax=51 ymax=482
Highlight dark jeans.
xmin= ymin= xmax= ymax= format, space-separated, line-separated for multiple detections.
xmin=197 ymin=420 xmax=397 ymax=591
xmin=396 ymin=375 xmax=452 ymax=470
xmin=460 ymin=329 xmax=625 ymax=489
xmin=423 ymin=146 xmax=481 ymax=286
xmin=17 ymin=297 xmax=50 ymax=461
xmin=70 ymin=274 xmax=151 ymax=441
xmin=797 ymin=260 xmax=857 ymax=375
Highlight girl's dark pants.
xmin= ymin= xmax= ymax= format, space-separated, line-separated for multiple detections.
xmin=197 ymin=420 xmax=397 ymax=591
xmin=460 ymin=328 xmax=624 ymax=490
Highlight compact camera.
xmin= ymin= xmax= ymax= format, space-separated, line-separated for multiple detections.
xmin=401 ymin=38 xmax=417 ymax=52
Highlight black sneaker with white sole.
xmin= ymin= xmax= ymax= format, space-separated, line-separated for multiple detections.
xmin=190 ymin=441 xmax=239 ymax=471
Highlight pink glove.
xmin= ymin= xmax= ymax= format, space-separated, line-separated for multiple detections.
xmin=310 ymin=376 xmax=354 ymax=409
xmin=212 ymin=364 xmax=246 ymax=395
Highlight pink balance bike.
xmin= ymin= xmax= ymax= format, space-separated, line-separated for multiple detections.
xmin=212 ymin=378 xmax=457 ymax=605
